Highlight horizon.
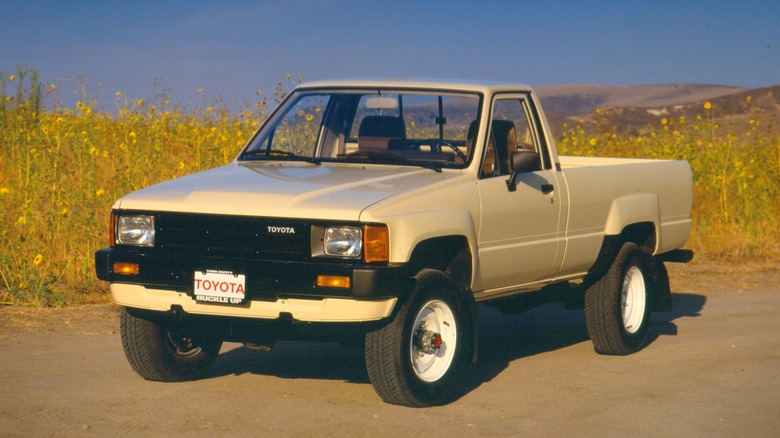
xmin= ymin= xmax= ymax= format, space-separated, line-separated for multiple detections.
xmin=2 ymin=0 xmax=779 ymax=110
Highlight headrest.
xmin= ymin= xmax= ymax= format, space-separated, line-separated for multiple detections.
xmin=358 ymin=116 xmax=406 ymax=139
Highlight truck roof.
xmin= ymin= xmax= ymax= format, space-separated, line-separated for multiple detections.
xmin=295 ymin=78 xmax=534 ymax=94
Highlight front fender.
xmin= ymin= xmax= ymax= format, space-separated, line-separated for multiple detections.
xmin=380 ymin=209 xmax=478 ymax=266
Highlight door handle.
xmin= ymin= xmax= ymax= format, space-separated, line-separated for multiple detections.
xmin=541 ymin=184 xmax=554 ymax=194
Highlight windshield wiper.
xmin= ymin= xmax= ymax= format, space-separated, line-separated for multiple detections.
xmin=336 ymin=151 xmax=442 ymax=172
xmin=242 ymin=149 xmax=320 ymax=165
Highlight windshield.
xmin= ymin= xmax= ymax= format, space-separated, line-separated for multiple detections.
xmin=238 ymin=89 xmax=482 ymax=170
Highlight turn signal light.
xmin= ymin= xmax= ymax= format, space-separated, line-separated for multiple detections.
xmin=316 ymin=275 xmax=351 ymax=289
xmin=364 ymin=225 xmax=389 ymax=263
xmin=113 ymin=262 xmax=140 ymax=276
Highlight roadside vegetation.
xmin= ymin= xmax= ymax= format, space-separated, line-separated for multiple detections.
xmin=1 ymin=67 xmax=777 ymax=306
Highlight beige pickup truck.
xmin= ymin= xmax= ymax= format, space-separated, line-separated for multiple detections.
xmin=96 ymin=79 xmax=693 ymax=407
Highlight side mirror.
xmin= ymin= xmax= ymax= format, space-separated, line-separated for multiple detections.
xmin=506 ymin=151 xmax=541 ymax=192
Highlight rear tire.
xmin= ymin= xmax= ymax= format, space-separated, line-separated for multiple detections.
xmin=120 ymin=307 xmax=222 ymax=381
xmin=365 ymin=269 xmax=474 ymax=407
xmin=584 ymin=242 xmax=653 ymax=355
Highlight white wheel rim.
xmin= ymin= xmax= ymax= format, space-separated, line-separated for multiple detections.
xmin=409 ymin=299 xmax=457 ymax=383
xmin=621 ymin=266 xmax=647 ymax=334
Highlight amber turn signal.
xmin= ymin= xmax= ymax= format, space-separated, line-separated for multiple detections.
xmin=364 ymin=225 xmax=389 ymax=263
xmin=113 ymin=262 xmax=140 ymax=275
xmin=316 ymin=275 xmax=351 ymax=289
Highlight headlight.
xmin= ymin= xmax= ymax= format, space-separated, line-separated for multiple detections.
xmin=116 ymin=215 xmax=155 ymax=246
xmin=323 ymin=226 xmax=362 ymax=257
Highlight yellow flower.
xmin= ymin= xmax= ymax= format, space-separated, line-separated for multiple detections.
xmin=60 ymin=207 xmax=68 ymax=216
xmin=17 ymin=216 xmax=27 ymax=226
xmin=306 ymin=114 xmax=314 ymax=122
xmin=136 ymin=99 xmax=144 ymax=106
xmin=177 ymin=161 xmax=185 ymax=170
xmin=96 ymin=189 xmax=105 ymax=197
xmin=589 ymin=139 xmax=597 ymax=146
xmin=116 ymin=91 xmax=122 ymax=98
xmin=49 ymin=84 xmax=56 ymax=91
xmin=33 ymin=254 xmax=43 ymax=266
xmin=661 ymin=118 xmax=668 ymax=125
xmin=0 ymin=187 xmax=9 ymax=195
xmin=746 ymin=95 xmax=752 ymax=103
xmin=9 ymin=75 xmax=15 ymax=81
xmin=704 ymin=102 xmax=712 ymax=110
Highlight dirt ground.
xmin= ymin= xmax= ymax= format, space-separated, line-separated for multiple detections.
xmin=1 ymin=261 xmax=779 ymax=437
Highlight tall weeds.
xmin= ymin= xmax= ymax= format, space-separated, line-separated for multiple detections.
xmin=1 ymin=68 xmax=777 ymax=305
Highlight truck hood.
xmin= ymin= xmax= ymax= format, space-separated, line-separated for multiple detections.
xmin=115 ymin=161 xmax=453 ymax=220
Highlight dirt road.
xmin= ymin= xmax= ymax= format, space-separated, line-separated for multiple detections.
xmin=1 ymin=263 xmax=779 ymax=437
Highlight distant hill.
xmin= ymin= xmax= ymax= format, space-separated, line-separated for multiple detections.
xmin=535 ymin=83 xmax=780 ymax=136
xmin=536 ymin=84 xmax=746 ymax=116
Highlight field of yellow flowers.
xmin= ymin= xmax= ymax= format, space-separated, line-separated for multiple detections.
xmin=1 ymin=69 xmax=778 ymax=306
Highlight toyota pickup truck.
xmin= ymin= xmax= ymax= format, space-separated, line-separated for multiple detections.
xmin=95 ymin=79 xmax=693 ymax=407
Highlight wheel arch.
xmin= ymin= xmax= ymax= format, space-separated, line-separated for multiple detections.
xmin=604 ymin=194 xmax=660 ymax=252
xmin=587 ymin=222 xmax=658 ymax=280
xmin=407 ymin=235 xmax=473 ymax=293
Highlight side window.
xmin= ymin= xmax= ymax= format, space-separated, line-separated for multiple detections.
xmin=482 ymin=97 xmax=540 ymax=177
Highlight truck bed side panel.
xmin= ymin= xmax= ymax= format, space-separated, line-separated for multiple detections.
xmin=556 ymin=156 xmax=692 ymax=278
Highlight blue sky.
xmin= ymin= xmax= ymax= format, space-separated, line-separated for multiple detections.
xmin=2 ymin=0 xmax=778 ymax=110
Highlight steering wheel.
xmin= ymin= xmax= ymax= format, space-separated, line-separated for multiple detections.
xmin=432 ymin=139 xmax=468 ymax=162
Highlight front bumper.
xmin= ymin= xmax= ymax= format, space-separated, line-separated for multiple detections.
xmin=111 ymin=283 xmax=398 ymax=322
xmin=95 ymin=247 xmax=412 ymax=321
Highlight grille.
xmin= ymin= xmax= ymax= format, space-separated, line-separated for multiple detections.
xmin=156 ymin=213 xmax=309 ymax=260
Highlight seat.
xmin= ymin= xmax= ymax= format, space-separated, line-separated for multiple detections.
xmin=467 ymin=120 xmax=494 ymax=176
xmin=490 ymin=120 xmax=518 ymax=175
xmin=358 ymin=116 xmax=406 ymax=152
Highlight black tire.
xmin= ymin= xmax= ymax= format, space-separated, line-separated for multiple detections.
xmin=364 ymin=269 xmax=474 ymax=407
xmin=120 ymin=307 xmax=222 ymax=382
xmin=584 ymin=242 xmax=653 ymax=355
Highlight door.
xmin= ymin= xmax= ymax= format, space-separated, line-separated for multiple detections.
xmin=474 ymin=95 xmax=564 ymax=294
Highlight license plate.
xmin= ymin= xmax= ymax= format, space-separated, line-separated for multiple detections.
xmin=194 ymin=270 xmax=247 ymax=304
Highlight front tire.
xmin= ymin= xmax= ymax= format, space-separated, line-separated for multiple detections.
xmin=120 ymin=307 xmax=222 ymax=382
xmin=584 ymin=242 xmax=653 ymax=355
xmin=365 ymin=270 xmax=474 ymax=407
